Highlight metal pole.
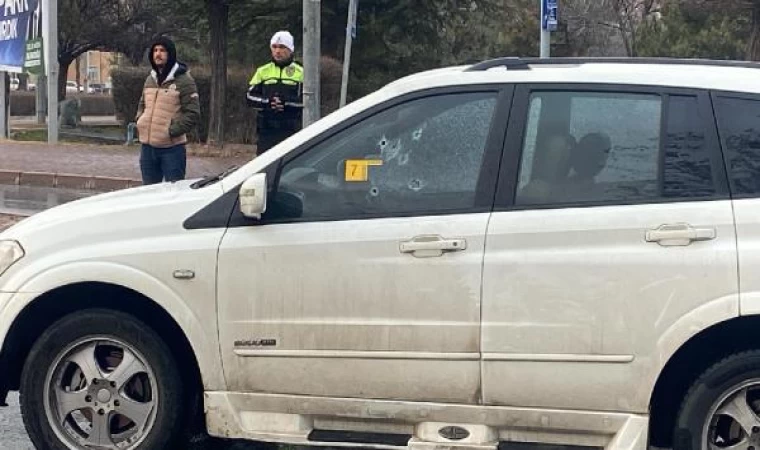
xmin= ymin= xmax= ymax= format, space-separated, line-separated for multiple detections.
xmin=85 ymin=51 xmax=90 ymax=93
xmin=34 ymin=0 xmax=45 ymax=124
xmin=339 ymin=0 xmax=357 ymax=108
xmin=36 ymin=75 xmax=46 ymax=124
xmin=302 ymin=0 xmax=321 ymax=127
xmin=540 ymin=0 xmax=550 ymax=58
xmin=0 ymin=72 xmax=7 ymax=139
xmin=43 ymin=0 xmax=58 ymax=143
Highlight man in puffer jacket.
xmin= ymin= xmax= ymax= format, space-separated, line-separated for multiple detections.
xmin=136 ymin=36 xmax=201 ymax=184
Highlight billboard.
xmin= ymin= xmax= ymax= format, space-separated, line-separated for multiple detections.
xmin=0 ymin=0 xmax=41 ymax=72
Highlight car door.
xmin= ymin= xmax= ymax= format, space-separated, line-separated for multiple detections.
xmin=481 ymin=84 xmax=738 ymax=413
xmin=217 ymin=87 xmax=512 ymax=403
xmin=713 ymin=92 xmax=760 ymax=317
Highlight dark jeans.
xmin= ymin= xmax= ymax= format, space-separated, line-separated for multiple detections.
xmin=140 ymin=144 xmax=187 ymax=185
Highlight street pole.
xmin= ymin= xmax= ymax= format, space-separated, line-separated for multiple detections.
xmin=43 ymin=0 xmax=58 ymax=143
xmin=303 ymin=0 xmax=321 ymax=127
xmin=540 ymin=0 xmax=550 ymax=58
xmin=36 ymin=75 xmax=46 ymax=124
xmin=339 ymin=0 xmax=357 ymax=108
xmin=0 ymin=72 xmax=7 ymax=139
xmin=33 ymin=0 xmax=45 ymax=124
xmin=85 ymin=51 xmax=90 ymax=93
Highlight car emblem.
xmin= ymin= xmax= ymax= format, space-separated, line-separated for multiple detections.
xmin=438 ymin=426 xmax=470 ymax=441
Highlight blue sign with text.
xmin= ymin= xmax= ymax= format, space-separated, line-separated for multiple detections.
xmin=0 ymin=0 xmax=41 ymax=72
xmin=543 ymin=0 xmax=558 ymax=32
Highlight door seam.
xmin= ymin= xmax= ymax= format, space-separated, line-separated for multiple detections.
xmin=478 ymin=212 xmax=494 ymax=405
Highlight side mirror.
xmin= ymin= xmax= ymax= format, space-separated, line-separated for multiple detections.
xmin=239 ymin=173 xmax=267 ymax=219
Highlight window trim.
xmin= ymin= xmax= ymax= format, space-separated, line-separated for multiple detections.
xmin=494 ymin=83 xmax=729 ymax=212
xmin=710 ymin=90 xmax=760 ymax=200
xmin=657 ymin=93 xmax=669 ymax=196
xmin=223 ymin=85 xmax=515 ymax=227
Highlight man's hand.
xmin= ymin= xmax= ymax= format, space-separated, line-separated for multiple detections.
xmin=270 ymin=96 xmax=285 ymax=112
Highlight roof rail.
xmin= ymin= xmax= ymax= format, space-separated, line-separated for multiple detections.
xmin=466 ymin=57 xmax=531 ymax=71
xmin=466 ymin=56 xmax=760 ymax=72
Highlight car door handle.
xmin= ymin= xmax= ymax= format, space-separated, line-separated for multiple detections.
xmin=400 ymin=235 xmax=467 ymax=258
xmin=645 ymin=223 xmax=717 ymax=247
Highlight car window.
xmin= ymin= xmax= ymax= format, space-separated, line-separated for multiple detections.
xmin=514 ymin=90 xmax=720 ymax=207
xmin=663 ymin=95 xmax=717 ymax=198
xmin=265 ymin=92 xmax=499 ymax=221
xmin=714 ymin=95 xmax=760 ymax=197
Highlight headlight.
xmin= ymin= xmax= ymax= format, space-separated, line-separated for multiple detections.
xmin=0 ymin=240 xmax=24 ymax=277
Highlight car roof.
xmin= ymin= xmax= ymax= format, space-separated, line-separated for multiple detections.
xmin=384 ymin=57 xmax=760 ymax=96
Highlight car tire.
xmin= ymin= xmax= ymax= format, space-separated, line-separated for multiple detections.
xmin=674 ymin=350 xmax=760 ymax=450
xmin=20 ymin=309 xmax=185 ymax=450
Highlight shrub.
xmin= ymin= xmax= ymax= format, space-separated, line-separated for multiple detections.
xmin=9 ymin=92 xmax=116 ymax=117
xmin=9 ymin=92 xmax=34 ymax=116
xmin=111 ymin=67 xmax=146 ymax=126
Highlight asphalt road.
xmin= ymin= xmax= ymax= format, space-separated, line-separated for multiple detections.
xmin=0 ymin=393 xmax=33 ymax=450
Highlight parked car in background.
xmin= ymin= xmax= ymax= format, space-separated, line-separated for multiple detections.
xmin=88 ymin=83 xmax=106 ymax=94
xmin=65 ymin=81 xmax=83 ymax=94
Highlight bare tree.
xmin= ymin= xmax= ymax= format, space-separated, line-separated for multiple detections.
xmin=610 ymin=0 xmax=659 ymax=56
xmin=563 ymin=0 xmax=660 ymax=56
xmin=57 ymin=0 xmax=182 ymax=100
xmin=563 ymin=0 xmax=622 ymax=56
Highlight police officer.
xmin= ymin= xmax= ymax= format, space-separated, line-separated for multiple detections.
xmin=247 ymin=31 xmax=304 ymax=154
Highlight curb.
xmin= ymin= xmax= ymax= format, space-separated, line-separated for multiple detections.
xmin=0 ymin=170 xmax=141 ymax=191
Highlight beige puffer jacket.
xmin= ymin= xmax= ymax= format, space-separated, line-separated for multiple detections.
xmin=136 ymin=63 xmax=200 ymax=148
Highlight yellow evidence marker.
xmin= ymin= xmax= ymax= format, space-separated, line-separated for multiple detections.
xmin=345 ymin=159 xmax=383 ymax=182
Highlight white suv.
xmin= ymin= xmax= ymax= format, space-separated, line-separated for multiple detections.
xmin=2 ymin=57 xmax=760 ymax=450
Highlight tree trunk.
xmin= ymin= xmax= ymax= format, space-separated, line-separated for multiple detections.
xmin=612 ymin=0 xmax=635 ymax=56
xmin=207 ymin=0 xmax=229 ymax=148
xmin=748 ymin=4 xmax=760 ymax=61
xmin=18 ymin=73 xmax=28 ymax=91
xmin=75 ymin=56 xmax=81 ymax=92
xmin=59 ymin=55 xmax=74 ymax=101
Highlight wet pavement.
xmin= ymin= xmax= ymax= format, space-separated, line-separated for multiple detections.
xmin=0 ymin=214 xmax=23 ymax=231
xmin=0 ymin=141 xmax=252 ymax=180
xmin=0 ymin=184 xmax=91 ymax=215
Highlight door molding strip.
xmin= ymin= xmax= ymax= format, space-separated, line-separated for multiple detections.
xmin=482 ymin=353 xmax=634 ymax=363
xmin=233 ymin=350 xmax=481 ymax=360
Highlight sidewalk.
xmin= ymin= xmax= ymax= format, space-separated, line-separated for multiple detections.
xmin=0 ymin=141 xmax=252 ymax=183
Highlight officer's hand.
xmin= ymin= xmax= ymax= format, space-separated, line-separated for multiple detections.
xmin=271 ymin=96 xmax=285 ymax=112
